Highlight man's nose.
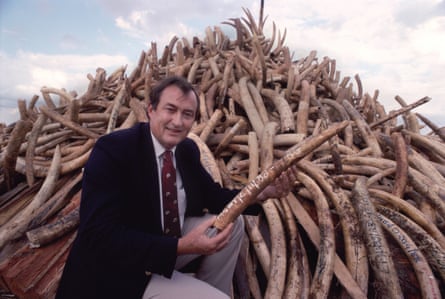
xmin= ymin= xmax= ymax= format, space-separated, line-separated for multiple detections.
xmin=171 ymin=112 xmax=183 ymax=125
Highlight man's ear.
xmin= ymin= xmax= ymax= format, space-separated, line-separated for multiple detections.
xmin=147 ymin=103 xmax=153 ymax=118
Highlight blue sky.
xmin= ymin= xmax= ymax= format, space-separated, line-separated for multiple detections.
xmin=1 ymin=1 xmax=131 ymax=55
xmin=1 ymin=0 xmax=444 ymax=127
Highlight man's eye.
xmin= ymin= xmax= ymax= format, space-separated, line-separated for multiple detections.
xmin=183 ymin=112 xmax=194 ymax=118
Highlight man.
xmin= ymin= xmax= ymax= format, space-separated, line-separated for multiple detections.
xmin=56 ymin=76 xmax=295 ymax=299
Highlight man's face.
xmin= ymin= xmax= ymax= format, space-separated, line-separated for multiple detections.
xmin=148 ymin=85 xmax=198 ymax=150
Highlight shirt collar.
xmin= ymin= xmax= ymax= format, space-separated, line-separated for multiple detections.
xmin=150 ymin=131 xmax=176 ymax=159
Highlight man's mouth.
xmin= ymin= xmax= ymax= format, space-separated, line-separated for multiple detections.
xmin=166 ymin=127 xmax=182 ymax=135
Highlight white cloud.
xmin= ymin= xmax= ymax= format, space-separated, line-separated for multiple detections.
xmin=114 ymin=10 xmax=193 ymax=48
xmin=410 ymin=16 xmax=445 ymax=60
xmin=0 ymin=50 xmax=131 ymax=125
xmin=1 ymin=0 xmax=444 ymax=127
xmin=115 ymin=16 xmax=133 ymax=31
xmin=107 ymin=0 xmax=258 ymax=50
xmin=260 ymin=0 xmax=445 ymax=122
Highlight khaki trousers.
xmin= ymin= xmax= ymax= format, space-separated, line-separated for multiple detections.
xmin=142 ymin=214 xmax=244 ymax=299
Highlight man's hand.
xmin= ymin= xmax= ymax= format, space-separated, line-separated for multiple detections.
xmin=256 ymin=165 xmax=297 ymax=202
xmin=177 ymin=216 xmax=233 ymax=255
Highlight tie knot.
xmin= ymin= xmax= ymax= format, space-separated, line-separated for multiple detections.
xmin=163 ymin=150 xmax=173 ymax=161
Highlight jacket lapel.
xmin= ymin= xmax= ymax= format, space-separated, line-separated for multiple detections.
xmin=141 ymin=123 xmax=162 ymax=233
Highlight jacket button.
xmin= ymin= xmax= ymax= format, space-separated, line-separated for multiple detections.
xmin=202 ymin=208 xmax=209 ymax=213
xmin=145 ymin=271 xmax=152 ymax=277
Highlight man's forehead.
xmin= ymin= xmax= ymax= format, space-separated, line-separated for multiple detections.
xmin=162 ymin=88 xmax=197 ymax=104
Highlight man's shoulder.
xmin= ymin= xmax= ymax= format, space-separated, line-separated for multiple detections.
xmin=99 ymin=122 xmax=149 ymax=142
xmin=94 ymin=122 xmax=151 ymax=155
xmin=178 ymin=136 xmax=199 ymax=151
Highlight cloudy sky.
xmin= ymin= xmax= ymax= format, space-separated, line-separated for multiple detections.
xmin=1 ymin=0 xmax=444 ymax=128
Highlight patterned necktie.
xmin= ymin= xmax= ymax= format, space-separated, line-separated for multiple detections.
xmin=161 ymin=150 xmax=181 ymax=237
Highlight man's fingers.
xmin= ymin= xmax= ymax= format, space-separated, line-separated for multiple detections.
xmin=212 ymin=222 xmax=233 ymax=252
xmin=197 ymin=216 xmax=216 ymax=232
xmin=212 ymin=222 xmax=233 ymax=243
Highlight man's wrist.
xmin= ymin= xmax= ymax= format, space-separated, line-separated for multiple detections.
xmin=177 ymin=237 xmax=191 ymax=255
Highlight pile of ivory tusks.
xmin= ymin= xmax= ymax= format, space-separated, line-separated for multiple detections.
xmin=1 ymin=8 xmax=445 ymax=299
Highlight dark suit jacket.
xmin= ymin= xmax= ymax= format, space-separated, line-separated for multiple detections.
xmin=55 ymin=122 xmax=260 ymax=299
